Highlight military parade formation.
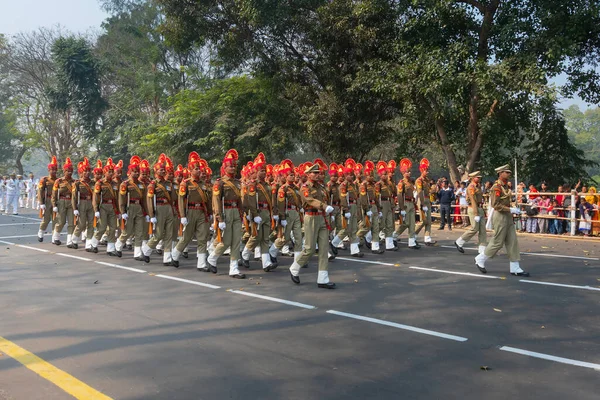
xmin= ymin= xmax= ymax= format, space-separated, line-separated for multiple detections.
xmin=6 ymin=149 xmax=529 ymax=290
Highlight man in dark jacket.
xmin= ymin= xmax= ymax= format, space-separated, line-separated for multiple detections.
xmin=437 ymin=179 xmax=455 ymax=230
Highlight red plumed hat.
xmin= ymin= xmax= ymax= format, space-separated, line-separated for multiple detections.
xmin=63 ymin=157 xmax=73 ymax=172
xmin=154 ymin=154 xmax=167 ymax=172
xmin=104 ymin=157 xmax=116 ymax=173
xmin=116 ymin=159 xmax=123 ymax=171
xmin=399 ymin=158 xmax=412 ymax=174
xmin=364 ymin=160 xmax=375 ymax=175
xmin=78 ymin=157 xmax=91 ymax=174
xmin=376 ymin=161 xmax=387 ymax=175
xmin=188 ymin=151 xmax=201 ymax=169
xmin=140 ymin=160 xmax=150 ymax=173
xmin=48 ymin=156 xmax=58 ymax=170
xmin=174 ymin=164 xmax=184 ymax=177
xmin=253 ymin=152 xmax=266 ymax=170
xmin=419 ymin=158 xmax=430 ymax=172
xmin=343 ymin=159 xmax=356 ymax=174
xmin=223 ymin=149 xmax=239 ymax=166
xmin=387 ymin=160 xmax=396 ymax=173
xmin=93 ymin=160 xmax=103 ymax=174
xmin=328 ymin=163 xmax=338 ymax=176
xmin=128 ymin=156 xmax=141 ymax=172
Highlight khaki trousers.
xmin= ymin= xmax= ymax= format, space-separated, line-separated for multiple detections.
xmin=39 ymin=198 xmax=55 ymax=231
xmin=94 ymin=204 xmax=117 ymax=242
xmin=54 ymin=199 xmax=74 ymax=234
xmin=117 ymin=204 xmax=145 ymax=247
xmin=415 ymin=199 xmax=432 ymax=236
xmin=396 ymin=201 xmax=416 ymax=237
xmin=484 ymin=210 xmax=519 ymax=261
xmin=357 ymin=204 xmax=380 ymax=240
xmin=296 ymin=214 xmax=329 ymax=272
xmin=212 ymin=208 xmax=242 ymax=261
xmin=460 ymin=207 xmax=487 ymax=246
xmin=176 ymin=209 xmax=209 ymax=253
xmin=73 ymin=200 xmax=94 ymax=240
xmin=274 ymin=210 xmax=302 ymax=250
xmin=147 ymin=204 xmax=174 ymax=249
xmin=245 ymin=209 xmax=272 ymax=253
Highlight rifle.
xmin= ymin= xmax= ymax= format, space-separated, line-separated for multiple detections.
xmin=121 ymin=191 xmax=129 ymax=231
xmin=365 ymin=184 xmax=371 ymax=228
xmin=74 ymin=185 xmax=80 ymax=227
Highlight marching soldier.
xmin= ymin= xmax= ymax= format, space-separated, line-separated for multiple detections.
xmin=395 ymin=158 xmax=420 ymax=249
xmin=91 ymin=158 xmax=120 ymax=256
xmin=26 ymin=173 xmax=37 ymax=209
xmin=172 ymin=152 xmax=212 ymax=270
xmin=339 ymin=159 xmax=365 ymax=258
xmin=5 ymin=173 xmax=20 ymax=215
xmin=241 ymin=153 xmax=278 ymax=272
xmin=171 ymin=164 xmax=187 ymax=258
xmin=357 ymin=161 xmax=384 ymax=254
xmin=141 ymin=154 xmax=175 ymax=265
xmin=326 ymin=163 xmax=342 ymax=256
xmin=207 ymin=149 xmax=246 ymax=279
xmin=72 ymin=158 xmax=95 ymax=251
xmin=115 ymin=156 xmax=148 ymax=260
xmin=475 ymin=164 xmax=529 ymax=276
xmin=414 ymin=158 xmax=436 ymax=246
xmin=272 ymin=160 xmax=304 ymax=262
xmin=51 ymin=158 xmax=75 ymax=246
xmin=37 ymin=157 xmax=59 ymax=242
xmin=289 ymin=163 xmax=336 ymax=288
xmin=455 ymin=171 xmax=487 ymax=254
xmin=376 ymin=161 xmax=398 ymax=251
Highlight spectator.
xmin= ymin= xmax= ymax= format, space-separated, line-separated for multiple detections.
xmin=516 ymin=182 xmax=527 ymax=231
xmin=455 ymin=181 xmax=469 ymax=227
xmin=579 ymin=197 xmax=594 ymax=236
xmin=548 ymin=199 xmax=564 ymax=235
xmin=437 ymin=179 xmax=455 ymax=231
xmin=555 ymin=185 xmax=565 ymax=206
xmin=537 ymin=195 xmax=551 ymax=233
xmin=563 ymin=184 xmax=575 ymax=234
xmin=586 ymin=187 xmax=599 ymax=236
xmin=527 ymin=183 xmax=539 ymax=201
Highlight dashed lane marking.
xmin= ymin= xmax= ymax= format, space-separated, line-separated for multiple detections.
xmin=95 ymin=261 xmax=146 ymax=274
xmin=409 ymin=266 xmax=504 ymax=279
xmin=56 ymin=253 xmax=93 ymax=262
xmin=155 ymin=274 xmax=221 ymax=289
xmin=335 ymin=257 xmax=396 ymax=266
xmin=519 ymin=279 xmax=600 ymax=292
xmin=0 ymin=336 xmax=113 ymax=400
xmin=500 ymin=346 xmax=600 ymax=371
xmin=229 ymin=290 xmax=316 ymax=309
xmin=440 ymin=245 xmax=600 ymax=261
xmin=326 ymin=310 xmax=468 ymax=342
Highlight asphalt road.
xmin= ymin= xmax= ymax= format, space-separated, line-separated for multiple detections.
xmin=1 ymin=211 xmax=599 ymax=400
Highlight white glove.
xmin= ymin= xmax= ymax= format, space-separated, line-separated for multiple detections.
xmin=325 ymin=205 xmax=334 ymax=214
xmin=73 ymin=210 xmax=79 ymax=216
xmin=122 ymin=213 xmax=128 ymax=220
xmin=219 ymin=221 xmax=226 ymax=230
xmin=181 ymin=217 xmax=188 ymax=226
xmin=273 ymin=215 xmax=279 ymax=222
xmin=510 ymin=207 xmax=520 ymax=214
xmin=253 ymin=216 xmax=262 ymax=224
xmin=281 ymin=220 xmax=288 ymax=227
xmin=422 ymin=206 xmax=428 ymax=212
xmin=246 ymin=214 xmax=252 ymax=221
xmin=300 ymin=208 xmax=304 ymax=213
xmin=53 ymin=207 xmax=58 ymax=213
xmin=95 ymin=211 xmax=100 ymax=218
xmin=40 ymin=204 xmax=46 ymax=211
xmin=344 ymin=212 xmax=351 ymax=219
xmin=401 ymin=210 xmax=407 ymax=217
xmin=331 ymin=216 xmax=336 ymax=223
xmin=474 ymin=216 xmax=481 ymax=223
xmin=145 ymin=215 xmax=150 ymax=223
xmin=367 ymin=211 xmax=373 ymax=217
xmin=150 ymin=217 xmax=157 ymax=224
xmin=378 ymin=211 xmax=383 ymax=218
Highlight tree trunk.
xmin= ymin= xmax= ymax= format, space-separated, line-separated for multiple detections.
xmin=434 ymin=117 xmax=461 ymax=184
xmin=15 ymin=146 xmax=26 ymax=175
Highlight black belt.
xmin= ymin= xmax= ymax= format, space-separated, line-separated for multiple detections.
xmin=102 ymin=199 xmax=114 ymax=204
xmin=59 ymin=196 xmax=71 ymax=200
xmin=305 ymin=208 xmax=320 ymax=213
xmin=224 ymin=201 xmax=239 ymax=207
xmin=156 ymin=198 xmax=169 ymax=204
xmin=381 ymin=197 xmax=391 ymax=201
xmin=129 ymin=199 xmax=142 ymax=204
xmin=287 ymin=205 xmax=298 ymax=210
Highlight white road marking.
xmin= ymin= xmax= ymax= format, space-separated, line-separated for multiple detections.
xmin=230 ymin=290 xmax=316 ymax=309
xmin=409 ymin=266 xmax=503 ymax=279
xmin=56 ymin=253 xmax=92 ymax=262
xmin=95 ymin=261 xmax=146 ymax=274
xmin=500 ymin=346 xmax=600 ymax=371
xmin=520 ymin=279 xmax=600 ymax=292
xmin=440 ymin=245 xmax=600 ymax=261
xmin=155 ymin=274 xmax=220 ymax=289
xmin=326 ymin=310 xmax=468 ymax=342
xmin=336 ymin=257 xmax=396 ymax=266
xmin=0 ymin=234 xmax=51 ymax=239
xmin=16 ymin=245 xmax=49 ymax=252
xmin=0 ymin=240 xmax=16 ymax=245
xmin=0 ymin=215 xmax=42 ymax=221
xmin=0 ymin=223 xmax=42 ymax=226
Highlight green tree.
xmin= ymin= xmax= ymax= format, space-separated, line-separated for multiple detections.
xmin=563 ymin=105 xmax=600 ymax=177
xmin=523 ymin=100 xmax=596 ymax=187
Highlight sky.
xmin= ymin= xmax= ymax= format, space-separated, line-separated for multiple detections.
xmin=0 ymin=0 xmax=595 ymax=111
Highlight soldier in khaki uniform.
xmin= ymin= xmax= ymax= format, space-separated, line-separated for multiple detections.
xmin=326 ymin=163 xmax=342 ymax=257
xmin=455 ymin=171 xmax=487 ymax=254
xmin=357 ymin=161 xmax=384 ymax=254
xmin=242 ymin=153 xmax=278 ymax=272
xmin=171 ymin=164 xmax=188 ymax=259
xmin=51 ymin=158 xmax=75 ymax=246
xmin=339 ymin=160 xmax=366 ymax=257
xmin=289 ymin=163 xmax=336 ymax=288
xmin=72 ymin=158 xmax=95 ymax=251
xmin=139 ymin=160 xmax=152 ymax=248
xmin=475 ymin=164 xmax=529 ymax=276
xmin=172 ymin=152 xmax=212 ymax=270
xmin=273 ymin=160 xmax=304 ymax=262
xmin=115 ymin=156 xmax=148 ymax=260
xmin=414 ymin=158 xmax=436 ymax=246
xmin=395 ymin=158 xmax=420 ymax=249
xmin=91 ymin=159 xmax=120 ymax=256
xmin=142 ymin=154 xmax=175 ymax=265
xmin=207 ymin=149 xmax=246 ymax=279
xmin=376 ymin=161 xmax=398 ymax=251
xmin=37 ymin=156 xmax=59 ymax=242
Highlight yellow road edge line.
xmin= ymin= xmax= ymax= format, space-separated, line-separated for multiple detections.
xmin=0 ymin=336 xmax=113 ymax=400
